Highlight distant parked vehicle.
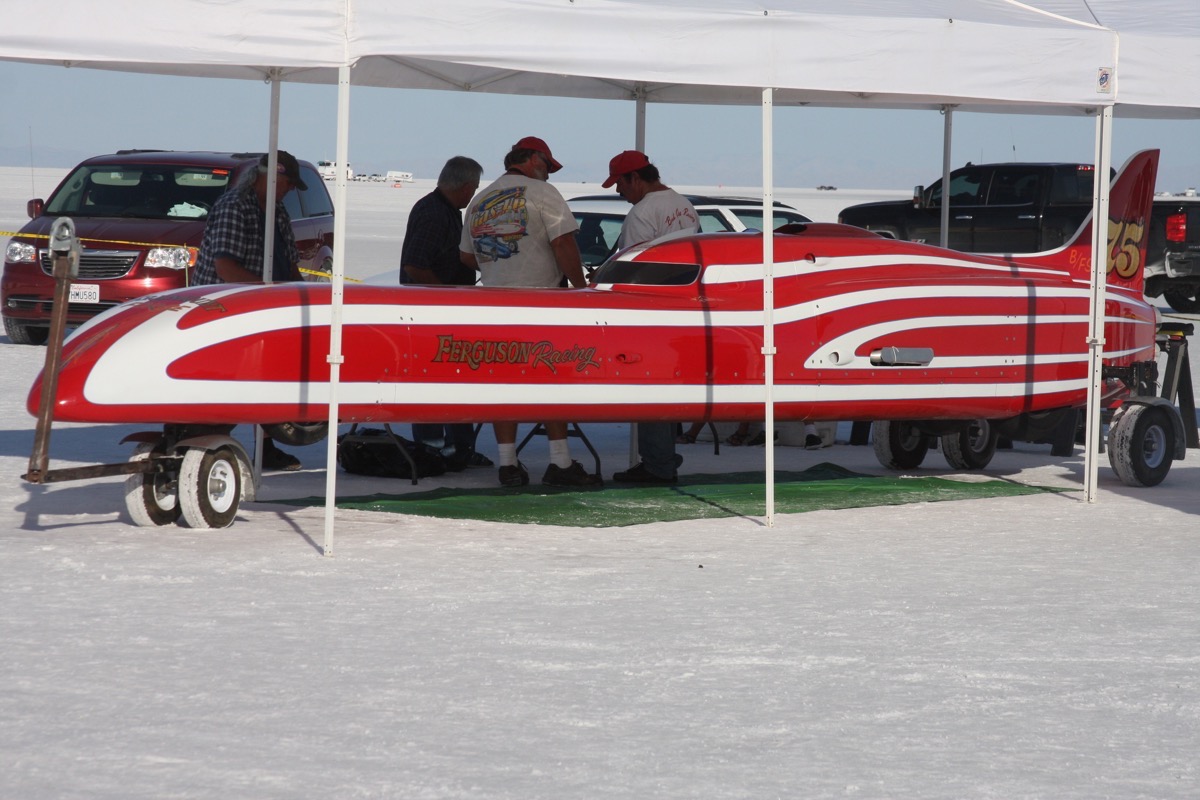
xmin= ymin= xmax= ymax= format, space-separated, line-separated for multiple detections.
xmin=1145 ymin=194 xmax=1200 ymax=312
xmin=569 ymin=194 xmax=811 ymax=267
xmin=837 ymin=161 xmax=1110 ymax=253
xmin=2 ymin=150 xmax=335 ymax=345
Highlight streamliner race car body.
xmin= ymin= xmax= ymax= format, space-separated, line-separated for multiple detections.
xmin=25 ymin=149 xmax=1188 ymax=528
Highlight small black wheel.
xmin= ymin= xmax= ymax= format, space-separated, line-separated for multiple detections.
xmin=1108 ymin=405 xmax=1175 ymax=487
xmin=124 ymin=443 xmax=181 ymax=527
xmin=261 ymin=421 xmax=329 ymax=447
xmin=1163 ymin=288 xmax=1200 ymax=314
xmin=873 ymin=420 xmax=930 ymax=470
xmin=179 ymin=446 xmax=242 ymax=529
xmin=941 ymin=419 xmax=999 ymax=470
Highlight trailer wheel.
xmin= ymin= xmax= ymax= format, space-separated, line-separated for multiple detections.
xmin=1108 ymin=405 xmax=1174 ymax=487
xmin=124 ymin=443 xmax=181 ymax=527
xmin=874 ymin=420 xmax=930 ymax=470
xmin=941 ymin=419 xmax=999 ymax=470
xmin=179 ymin=446 xmax=242 ymax=529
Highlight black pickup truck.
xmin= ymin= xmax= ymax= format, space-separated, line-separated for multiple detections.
xmin=837 ymin=161 xmax=1105 ymax=253
xmin=1146 ymin=195 xmax=1200 ymax=312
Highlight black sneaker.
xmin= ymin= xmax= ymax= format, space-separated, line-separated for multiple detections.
xmin=542 ymin=461 xmax=603 ymax=488
xmin=467 ymin=451 xmax=494 ymax=467
xmin=612 ymin=462 xmax=677 ymax=485
xmin=261 ymin=439 xmax=301 ymax=471
xmin=805 ymin=434 xmax=824 ymax=450
xmin=498 ymin=462 xmax=529 ymax=487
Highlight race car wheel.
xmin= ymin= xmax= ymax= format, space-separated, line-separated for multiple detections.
xmin=1108 ymin=405 xmax=1174 ymax=487
xmin=261 ymin=421 xmax=329 ymax=447
xmin=941 ymin=419 xmax=999 ymax=470
xmin=124 ymin=442 xmax=181 ymax=527
xmin=179 ymin=446 xmax=242 ymax=529
xmin=873 ymin=420 xmax=930 ymax=470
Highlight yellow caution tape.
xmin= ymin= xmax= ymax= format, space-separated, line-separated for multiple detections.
xmin=0 ymin=229 xmax=193 ymax=250
xmin=4 ymin=230 xmax=358 ymax=283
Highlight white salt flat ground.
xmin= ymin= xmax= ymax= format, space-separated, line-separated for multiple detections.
xmin=2 ymin=167 xmax=1199 ymax=798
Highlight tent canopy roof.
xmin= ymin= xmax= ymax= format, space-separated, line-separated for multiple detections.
xmin=0 ymin=0 xmax=1196 ymax=117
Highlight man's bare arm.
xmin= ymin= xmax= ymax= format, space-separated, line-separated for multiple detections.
xmin=550 ymin=233 xmax=586 ymax=288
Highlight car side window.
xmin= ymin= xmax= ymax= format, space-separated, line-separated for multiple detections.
xmin=698 ymin=209 xmax=734 ymax=232
xmin=297 ymin=167 xmax=334 ymax=218
xmin=987 ymin=168 xmax=1040 ymax=205
xmin=930 ymin=169 xmax=989 ymax=206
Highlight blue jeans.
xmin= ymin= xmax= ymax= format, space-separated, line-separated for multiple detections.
xmin=638 ymin=422 xmax=683 ymax=478
xmin=412 ymin=423 xmax=477 ymax=454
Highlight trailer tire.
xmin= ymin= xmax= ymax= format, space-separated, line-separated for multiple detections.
xmin=941 ymin=419 xmax=998 ymax=470
xmin=124 ymin=443 xmax=181 ymax=527
xmin=179 ymin=446 xmax=242 ymax=529
xmin=874 ymin=420 xmax=930 ymax=470
xmin=1108 ymin=404 xmax=1174 ymax=487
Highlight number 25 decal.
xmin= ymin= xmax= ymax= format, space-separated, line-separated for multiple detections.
xmin=1108 ymin=218 xmax=1144 ymax=279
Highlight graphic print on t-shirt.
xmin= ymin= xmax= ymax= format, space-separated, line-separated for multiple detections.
xmin=467 ymin=186 xmax=527 ymax=263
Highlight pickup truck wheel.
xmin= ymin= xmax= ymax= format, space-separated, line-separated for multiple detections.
xmin=873 ymin=420 xmax=930 ymax=470
xmin=1108 ymin=405 xmax=1174 ymax=487
xmin=941 ymin=419 xmax=998 ymax=470
xmin=1163 ymin=288 xmax=1200 ymax=314
xmin=3 ymin=317 xmax=49 ymax=346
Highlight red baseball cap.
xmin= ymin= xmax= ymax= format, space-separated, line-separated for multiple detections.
xmin=602 ymin=150 xmax=651 ymax=188
xmin=513 ymin=136 xmax=562 ymax=173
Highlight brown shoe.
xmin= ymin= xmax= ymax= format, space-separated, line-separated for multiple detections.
xmin=498 ymin=462 xmax=529 ymax=487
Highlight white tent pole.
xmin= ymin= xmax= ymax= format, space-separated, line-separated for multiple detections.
xmin=322 ymin=64 xmax=351 ymax=556
xmin=263 ymin=74 xmax=281 ymax=283
xmin=762 ymin=87 xmax=776 ymax=527
xmin=940 ymin=105 xmax=954 ymax=248
xmin=1083 ymin=105 xmax=1114 ymax=503
xmin=635 ymin=86 xmax=647 ymax=152
xmin=627 ymin=86 xmax=648 ymax=468
xmin=254 ymin=71 xmax=284 ymax=489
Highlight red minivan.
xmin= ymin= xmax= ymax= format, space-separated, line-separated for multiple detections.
xmin=2 ymin=150 xmax=335 ymax=345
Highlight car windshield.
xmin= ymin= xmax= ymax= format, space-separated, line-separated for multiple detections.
xmin=731 ymin=209 xmax=813 ymax=230
xmin=44 ymin=164 xmax=236 ymax=220
xmin=573 ymin=212 xmax=625 ymax=267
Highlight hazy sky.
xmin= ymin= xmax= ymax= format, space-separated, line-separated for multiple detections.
xmin=3 ymin=60 xmax=1199 ymax=192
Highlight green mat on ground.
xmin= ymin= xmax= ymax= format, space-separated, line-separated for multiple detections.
xmin=280 ymin=463 xmax=1071 ymax=527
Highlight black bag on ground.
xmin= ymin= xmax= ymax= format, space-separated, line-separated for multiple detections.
xmin=336 ymin=428 xmax=447 ymax=479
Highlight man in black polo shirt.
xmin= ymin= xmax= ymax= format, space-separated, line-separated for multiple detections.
xmin=401 ymin=155 xmax=491 ymax=468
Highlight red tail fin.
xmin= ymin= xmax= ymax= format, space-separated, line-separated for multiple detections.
xmin=1022 ymin=149 xmax=1159 ymax=294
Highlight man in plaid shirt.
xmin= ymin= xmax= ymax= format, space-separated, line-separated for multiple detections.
xmin=193 ymin=151 xmax=307 ymax=471
xmin=194 ymin=151 xmax=304 ymax=286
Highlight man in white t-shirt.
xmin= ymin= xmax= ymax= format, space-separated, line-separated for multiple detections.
xmin=602 ymin=150 xmax=700 ymax=485
xmin=459 ymin=136 xmax=600 ymax=489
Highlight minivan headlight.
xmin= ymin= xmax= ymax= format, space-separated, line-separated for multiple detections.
xmin=145 ymin=247 xmax=197 ymax=269
xmin=5 ymin=241 xmax=37 ymax=263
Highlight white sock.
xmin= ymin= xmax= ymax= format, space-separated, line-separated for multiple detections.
xmin=497 ymin=443 xmax=518 ymax=467
xmin=548 ymin=438 xmax=572 ymax=468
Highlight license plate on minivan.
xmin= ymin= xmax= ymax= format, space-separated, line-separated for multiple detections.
xmin=69 ymin=283 xmax=100 ymax=303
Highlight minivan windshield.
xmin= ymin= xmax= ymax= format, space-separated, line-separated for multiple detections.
xmin=44 ymin=164 xmax=237 ymax=220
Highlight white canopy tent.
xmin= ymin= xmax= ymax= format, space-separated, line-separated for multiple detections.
xmin=4 ymin=0 xmax=1199 ymax=552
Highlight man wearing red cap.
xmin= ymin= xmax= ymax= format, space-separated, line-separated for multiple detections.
xmin=459 ymin=136 xmax=600 ymax=489
xmin=603 ymin=150 xmax=700 ymax=485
